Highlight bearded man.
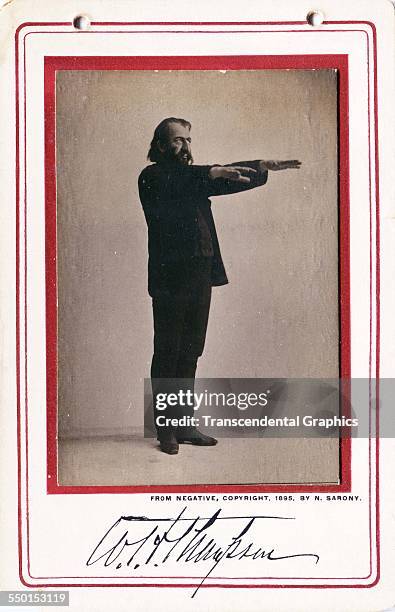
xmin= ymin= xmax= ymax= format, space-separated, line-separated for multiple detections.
xmin=138 ymin=117 xmax=301 ymax=454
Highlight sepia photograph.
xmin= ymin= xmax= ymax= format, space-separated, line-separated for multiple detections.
xmin=54 ymin=67 xmax=341 ymax=487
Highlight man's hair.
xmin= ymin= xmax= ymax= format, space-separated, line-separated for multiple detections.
xmin=147 ymin=117 xmax=191 ymax=162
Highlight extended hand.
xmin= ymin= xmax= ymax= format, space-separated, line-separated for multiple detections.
xmin=209 ymin=165 xmax=257 ymax=184
xmin=259 ymin=160 xmax=302 ymax=171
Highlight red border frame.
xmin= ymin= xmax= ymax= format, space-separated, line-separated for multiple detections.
xmin=43 ymin=53 xmax=351 ymax=495
xmin=15 ymin=21 xmax=380 ymax=589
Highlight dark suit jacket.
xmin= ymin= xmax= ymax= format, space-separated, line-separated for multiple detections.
xmin=138 ymin=160 xmax=268 ymax=296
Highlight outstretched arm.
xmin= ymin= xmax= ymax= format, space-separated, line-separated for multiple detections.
xmin=208 ymin=159 xmax=301 ymax=196
xmin=138 ymin=159 xmax=302 ymax=210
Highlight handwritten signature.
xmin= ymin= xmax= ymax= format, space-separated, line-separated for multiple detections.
xmin=87 ymin=506 xmax=319 ymax=597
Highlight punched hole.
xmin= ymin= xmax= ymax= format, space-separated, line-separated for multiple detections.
xmin=73 ymin=15 xmax=90 ymax=30
xmin=306 ymin=11 xmax=324 ymax=26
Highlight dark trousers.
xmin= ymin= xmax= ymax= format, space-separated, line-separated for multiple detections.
xmin=151 ymin=258 xmax=212 ymax=441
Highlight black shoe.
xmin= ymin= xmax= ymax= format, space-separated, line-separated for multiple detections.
xmin=158 ymin=438 xmax=179 ymax=455
xmin=177 ymin=430 xmax=218 ymax=446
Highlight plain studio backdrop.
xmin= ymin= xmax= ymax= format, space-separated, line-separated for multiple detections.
xmin=56 ymin=69 xmax=339 ymax=484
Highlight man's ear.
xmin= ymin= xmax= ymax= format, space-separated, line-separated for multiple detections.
xmin=157 ymin=139 xmax=166 ymax=153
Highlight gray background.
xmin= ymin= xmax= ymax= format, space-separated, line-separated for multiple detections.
xmin=56 ymin=69 xmax=339 ymax=438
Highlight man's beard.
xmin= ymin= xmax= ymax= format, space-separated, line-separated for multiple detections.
xmin=162 ymin=148 xmax=193 ymax=165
